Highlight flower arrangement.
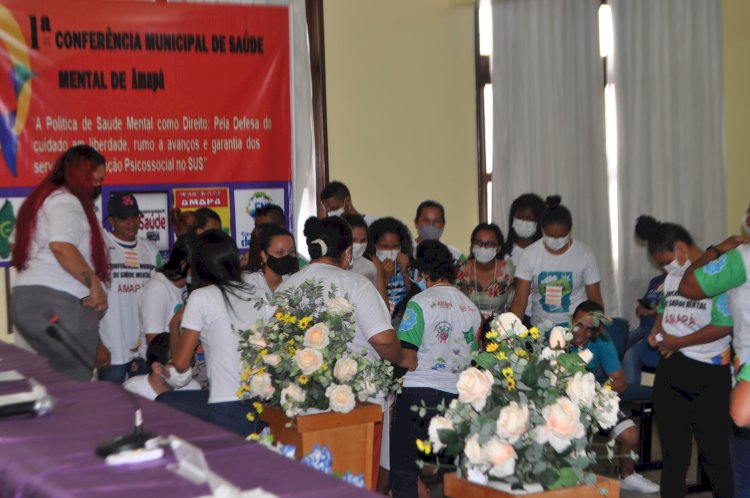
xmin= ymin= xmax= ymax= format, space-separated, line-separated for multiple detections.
xmin=423 ymin=312 xmax=620 ymax=491
xmin=238 ymin=280 xmax=398 ymax=418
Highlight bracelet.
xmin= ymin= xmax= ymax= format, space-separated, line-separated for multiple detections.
xmin=706 ymin=245 xmax=722 ymax=258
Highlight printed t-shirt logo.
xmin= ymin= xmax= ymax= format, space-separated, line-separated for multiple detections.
xmin=538 ymin=271 xmax=573 ymax=313
xmin=434 ymin=321 xmax=451 ymax=344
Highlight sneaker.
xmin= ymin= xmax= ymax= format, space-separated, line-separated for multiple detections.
xmin=620 ymin=472 xmax=660 ymax=493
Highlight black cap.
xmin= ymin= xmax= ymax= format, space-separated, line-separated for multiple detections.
xmin=108 ymin=192 xmax=142 ymax=219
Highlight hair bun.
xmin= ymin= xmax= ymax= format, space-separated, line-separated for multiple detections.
xmin=635 ymin=215 xmax=661 ymax=242
xmin=545 ymin=195 xmax=562 ymax=209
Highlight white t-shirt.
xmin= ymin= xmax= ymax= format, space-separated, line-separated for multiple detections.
xmin=13 ymin=189 xmax=98 ymax=298
xmin=139 ymin=272 xmax=186 ymax=337
xmin=515 ymin=239 xmax=600 ymax=326
xmin=351 ymin=256 xmax=378 ymax=287
xmin=242 ymin=271 xmax=273 ymax=298
xmin=659 ymin=272 xmax=733 ymax=365
xmin=181 ymin=283 xmax=274 ymax=404
xmin=123 ymin=374 xmax=201 ymax=401
xmin=398 ymin=286 xmax=481 ymax=393
xmin=99 ymin=233 xmax=159 ymax=365
xmin=508 ymin=244 xmax=532 ymax=317
xmin=276 ymin=262 xmax=392 ymax=361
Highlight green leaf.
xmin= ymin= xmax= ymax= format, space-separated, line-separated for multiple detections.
xmin=548 ymin=467 xmax=578 ymax=490
xmin=474 ymin=352 xmax=496 ymax=370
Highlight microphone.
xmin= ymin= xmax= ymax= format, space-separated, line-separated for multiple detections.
xmin=45 ymin=315 xmax=158 ymax=457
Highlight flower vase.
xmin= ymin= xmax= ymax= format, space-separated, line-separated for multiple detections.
xmin=260 ymin=403 xmax=383 ymax=490
xmin=443 ymin=473 xmax=620 ymax=498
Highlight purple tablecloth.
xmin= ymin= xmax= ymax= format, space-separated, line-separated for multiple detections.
xmin=0 ymin=342 xmax=377 ymax=498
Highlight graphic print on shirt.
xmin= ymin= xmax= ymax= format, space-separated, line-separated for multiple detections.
xmin=434 ymin=321 xmax=451 ymax=344
xmin=432 ymin=356 xmax=447 ymax=370
xmin=537 ymin=271 xmax=573 ymax=313
xmin=462 ymin=327 xmax=475 ymax=345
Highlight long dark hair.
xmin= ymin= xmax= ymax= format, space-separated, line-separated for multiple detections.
xmin=503 ymin=193 xmax=544 ymax=255
xmin=469 ymin=223 xmax=507 ymax=260
xmin=191 ymin=229 xmax=250 ymax=311
xmin=367 ymin=216 xmax=413 ymax=257
xmin=635 ymin=215 xmax=694 ymax=254
xmin=161 ymin=233 xmax=196 ymax=282
xmin=303 ymin=216 xmax=352 ymax=261
xmin=12 ymin=145 xmax=109 ymax=282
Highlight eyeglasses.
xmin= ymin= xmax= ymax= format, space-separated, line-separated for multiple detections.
xmin=474 ymin=241 xmax=498 ymax=249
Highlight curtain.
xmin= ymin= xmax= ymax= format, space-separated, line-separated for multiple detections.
xmin=610 ymin=0 xmax=725 ymax=320
xmin=491 ymin=0 xmax=618 ymax=314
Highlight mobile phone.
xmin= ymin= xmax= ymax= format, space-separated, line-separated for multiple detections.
xmin=637 ymin=299 xmax=654 ymax=309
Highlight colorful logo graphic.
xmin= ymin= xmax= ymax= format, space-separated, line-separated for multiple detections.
xmin=0 ymin=6 xmax=32 ymax=177
xmin=0 ymin=200 xmax=16 ymax=258
xmin=246 ymin=191 xmax=274 ymax=218
xmin=434 ymin=321 xmax=451 ymax=344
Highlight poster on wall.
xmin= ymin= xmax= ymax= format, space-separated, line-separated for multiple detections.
xmin=233 ymin=186 xmax=288 ymax=249
xmin=173 ymin=187 xmax=231 ymax=235
xmin=0 ymin=0 xmax=293 ymax=265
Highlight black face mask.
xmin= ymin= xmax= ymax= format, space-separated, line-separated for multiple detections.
xmin=266 ymin=254 xmax=296 ymax=275
xmin=91 ymin=185 xmax=102 ymax=200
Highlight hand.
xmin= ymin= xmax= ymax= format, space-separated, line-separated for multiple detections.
xmin=647 ymin=328 xmax=661 ymax=349
xmin=635 ymin=304 xmax=656 ymax=318
xmin=94 ymin=342 xmax=111 ymax=370
xmin=82 ymin=281 xmax=108 ymax=312
xmin=658 ymin=332 xmax=682 ymax=358
xmin=716 ymin=235 xmax=749 ymax=255
xmin=399 ymin=351 xmax=418 ymax=371
xmin=381 ymin=259 xmax=396 ymax=279
xmin=396 ymin=252 xmax=410 ymax=274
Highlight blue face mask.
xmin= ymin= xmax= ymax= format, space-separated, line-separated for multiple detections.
xmin=413 ymin=270 xmax=427 ymax=291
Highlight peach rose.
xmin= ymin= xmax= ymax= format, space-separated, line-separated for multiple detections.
xmin=303 ymin=323 xmax=330 ymax=350
xmin=456 ymin=367 xmax=494 ymax=411
xmin=535 ymin=397 xmax=586 ymax=452
xmin=295 ymin=348 xmax=324 ymax=375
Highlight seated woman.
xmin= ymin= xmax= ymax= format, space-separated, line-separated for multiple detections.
xmin=367 ymin=217 xmax=414 ymax=314
xmin=456 ymin=223 xmax=514 ymax=318
xmin=168 ymin=230 xmax=274 ymax=436
xmin=510 ymin=195 xmax=603 ymax=327
xmin=390 ymin=241 xmax=482 ymax=498
xmin=569 ymin=301 xmax=659 ymax=494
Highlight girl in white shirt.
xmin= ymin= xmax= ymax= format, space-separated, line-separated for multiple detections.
xmin=243 ymin=223 xmax=298 ymax=294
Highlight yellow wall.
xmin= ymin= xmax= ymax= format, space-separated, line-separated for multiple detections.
xmin=324 ymin=0 xmax=478 ymax=253
xmin=723 ymin=0 xmax=750 ymax=233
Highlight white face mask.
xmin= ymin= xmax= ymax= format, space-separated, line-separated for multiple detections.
xmin=543 ymin=234 xmax=570 ymax=251
xmin=352 ymin=242 xmax=367 ymax=259
xmin=743 ymin=213 xmax=750 ymax=237
xmin=327 ymin=207 xmax=345 ymax=217
xmin=664 ymin=254 xmax=691 ymax=277
xmin=376 ymin=249 xmax=400 ymax=262
xmin=473 ymin=245 xmax=497 ymax=264
xmin=513 ymin=218 xmax=537 ymax=239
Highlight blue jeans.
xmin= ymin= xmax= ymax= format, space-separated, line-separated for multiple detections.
xmin=208 ymin=400 xmax=263 ymax=437
xmin=731 ymin=425 xmax=750 ymax=498
xmin=97 ymin=359 xmax=148 ymax=384
xmin=156 ymin=389 xmax=211 ymax=423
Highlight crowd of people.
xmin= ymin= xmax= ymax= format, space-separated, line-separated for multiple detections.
xmin=8 ymin=145 xmax=750 ymax=497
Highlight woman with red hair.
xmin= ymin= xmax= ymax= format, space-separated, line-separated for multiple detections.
xmin=11 ymin=145 xmax=109 ymax=381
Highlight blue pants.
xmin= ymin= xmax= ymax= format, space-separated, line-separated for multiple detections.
xmin=156 ymin=390 xmax=262 ymax=437
xmin=97 ymin=359 xmax=148 ymax=384
xmin=731 ymin=425 xmax=750 ymax=498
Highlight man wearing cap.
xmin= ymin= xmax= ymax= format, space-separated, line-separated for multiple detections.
xmin=96 ymin=192 xmax=161 ymax=383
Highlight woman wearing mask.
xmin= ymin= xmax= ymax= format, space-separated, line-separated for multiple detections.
xmin=343 ymin=214 xmax=387 ymax=302
xmin=636 ymin=215 xmax=733 ymax=497
xmin=169 ymin=230 xmax=274 ymax=436
xmin=11 ymin=145 xmax=109 ymax=381
xmin=368 ymin=217 xmax=414 ymax=313
xmin=510 ymin=196 xmax=602 ymax=326
xmin=456 ymin=223 xmax=514 ymax=318
xmin=244 ymin=223 xmax=298 ymax=293
xmin=502 ymin=193 xmax=545 ymax=268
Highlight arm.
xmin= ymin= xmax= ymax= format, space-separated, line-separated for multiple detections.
xmin=368 ymin=329 xmax=414 ymax=369
xmin=171 ymin=327 xmax=199 ymax=372
xmin=397 ymin=252 xmax=412 ymax=291
xmin=608 ymin=368 xmax=627 ymax=394
xmin=731 ymin=379 xmax=750 ymax=427
xmin=647 ymin=313 xmax=664 ymax=348
xmin=370 ymin=256 xmax=389 ymax=305
xmin=510 ymin=278 xmax=531 ymax=319
xmin=584 ymin=282 xmax=604 ymax=308
xmin=658 ymin=325 xmax=732 ymax=358
xmin=680 ymin=235 xmax=748 ymax=299
xmin=49 ymin=241 xmax=107 ymax=311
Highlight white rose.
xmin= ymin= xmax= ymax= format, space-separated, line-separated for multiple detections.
xmin=247 ymin=332 xmax=267 ymax=349
xmin=594 ymin=388 xmax=620 ymax=429
xmin=463 ymin=434 xmax=484 ymax=465
xmin=295 ymin=348 xmax=324 ymax=375
xmin=333 ymin=357 xmax=358 ymax=382
xmin=262 ymin=354 xmax=281 ymax=367
xmin=326 ymin=384 xmax=356 ymax=413
xmin=535 ymin=397 xmax=586 ymax=453
xmin=281 ymin=383 xmax=306 ymax=405
xmin=303 ymin=323 xmax=330 ymax=350
xmin=427 ymin=416 xmax=454 ymax=452
xmin=566 ymin=372 xmax=597 ymax=408
xmin=549 ymin=326 xmax=567 ymax=349
xmin=578 ymin=349 xmax=594 ymax=364
xmin=482 ymin=437 xmax=517 ymax=478
xmin=249 ymin=372 xmax=275 ymax=400
xmin=491 ymin=312 xmax=526 ymax=338
xmin=456 ymin=368 xmax=494 ymax=411
xmin=495 ymin=401 xmax=529 ymax=443
xmin=327 ymin=297 xmax=354 ymax=315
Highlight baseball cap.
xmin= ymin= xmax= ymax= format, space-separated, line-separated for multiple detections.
xmin=108 ymin=192 xmax=142 ymax=219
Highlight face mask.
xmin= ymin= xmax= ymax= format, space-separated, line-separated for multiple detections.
xmin=513 ymin=218 xmax=537 ymax=239
xmin=162 ymin=365 xmax=193 ymax=389
xmin=327 ymin=207 xmax=345 ymax=217
xmin=376 ymin=249 xmax=399 ymax=262
xmin=266 ymin=254 xmax=297 ymax=275
xmin=664 ymin=253 xmax=691 ymax=277
xmin=543 ymin=234 xmax=570 ymax=251
xmin=473 ymin=245 xmax=497 ymax=264
xmin=352 ymin=242 xmax=367 ymax=259
xmin=91 ymin=185 xmax=102 ymax=200
xmin=414 ymin=272 xmax=427 ymax=291
xmin=743 ymin=213 xmax=750 ymax=237
xmin=418 ymin=225 xmax=443 ymax=241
